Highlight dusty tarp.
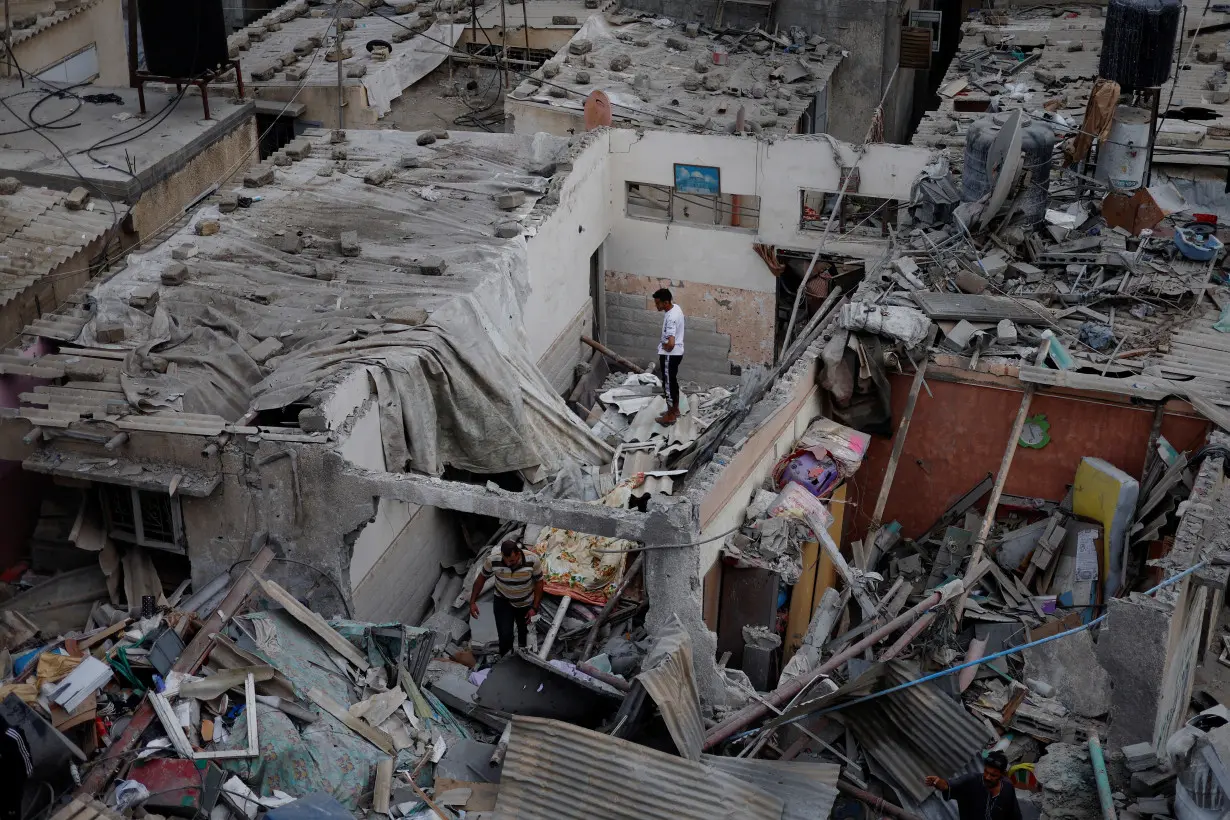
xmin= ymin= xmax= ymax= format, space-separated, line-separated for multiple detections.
xmin=362 ymin=23 xmax=464 ymax=116
xmin=529 ymin=481 xmax=638 ymax=605
xmin=76 ymin=132 xmax=611 ymax=477
xmin=636 ymin=617 xmax=704 ymax=761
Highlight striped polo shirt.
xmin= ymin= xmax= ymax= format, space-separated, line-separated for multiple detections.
xmin=481 ymin=547 xmax=543 ymax=607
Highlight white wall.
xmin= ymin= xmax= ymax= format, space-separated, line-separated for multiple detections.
xmin=604 ymin=129 xmax=937 ymax=278
xmin=526 ymin=130 xmax=613 ymax=365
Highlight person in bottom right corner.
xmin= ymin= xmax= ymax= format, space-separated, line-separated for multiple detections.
xmin=925 ymin=751 xmax=1023 ymax=820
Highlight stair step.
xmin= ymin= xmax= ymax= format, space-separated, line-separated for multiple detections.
xmin=604 ymin=291 xmax=650 ymax=310
xmin=604 ymin=331 xmax=732 ymax=359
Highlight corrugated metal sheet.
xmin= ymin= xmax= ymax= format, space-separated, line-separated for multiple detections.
xmin=702 ymin=756 xmax=839 ymax=820
xmin=636 ymin=618 xmax=704 ymax=761
xmin=11 ymin=0 xmax=105 ymax=46
xmin=767 ymin=662 xmax=993 ymax=805
xmin=845 ymin=664 xmax=995 ymax=804
xmin=495 ymin=716 xmax=784 ymax=820
xmin=0 ymin=187 xmax=116 ymax=307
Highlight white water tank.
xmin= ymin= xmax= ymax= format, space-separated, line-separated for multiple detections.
xmin=1095 ymin=105 xmax=1152 ymax=191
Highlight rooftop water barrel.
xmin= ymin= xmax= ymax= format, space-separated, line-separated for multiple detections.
xmin=1095 ymin=105 xmax=1152 ymax=190
xmin=1099 ymin=0 xmax=1182 ymax=90
xmin=962 ymin=112 xmax=1057 ymax=225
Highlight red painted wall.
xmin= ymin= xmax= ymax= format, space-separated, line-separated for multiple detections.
xmin=847 ymin=374 xmax=1211 ymax=545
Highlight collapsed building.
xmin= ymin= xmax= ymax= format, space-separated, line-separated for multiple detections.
xmin=7 ymin=0 xmax=1230 ymax=817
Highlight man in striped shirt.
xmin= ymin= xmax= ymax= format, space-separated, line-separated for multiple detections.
xmin=469 ymin=540 xmax=544 ymax=656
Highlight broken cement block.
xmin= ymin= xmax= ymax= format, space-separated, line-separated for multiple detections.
xmin=416 ymin=256 xmax=447 ymax=276
xmin=65 ymin=187 xmax=90 ymax=210
xmin=568 ymin=37 xmax=593 ymax=55
xmin=325 ymin=46 xmax=353 ymax=62
xmin=955 ymin=268 xmax=988 ymax=294
xmin=552 ymin=14 xmax=577 ymax=24
xmin=274 ymin=234 xmax=303 ymax=254
xmin=249 ymin=337 xmax=284 ymax=364
xmin=244 ymin=167 xmax=275 ymax=188
xmin=332 ymin=147 xmax=349 ymax=161
xmin=942 ymin=319 xmax=978 ymax=351
xmin=416 ymin=132 xmax=436 ymax=146
xmin=1122 ymin=742 xmax=1159 ymax=773
xmin=347 ymin=63 xmax=367 ymax=78
xmin=171 ymin=243 xmax=198 ymax=261
xmin=495 ymin=223 xmax=521 ymax=238
xmin=95 ymin=323 xmax=125 ymax=343
xmin=996 ymin=319 xmax=1018 ymax=345
xmin=331 ymin=129 xmax=347 ymax=144
xmin=542 ymin=62 xmax=560 ymax=78
xmin=129 ymin=283 xmax=160 ymax=311
xmin=0 ymin=177 xmax=21 ymax=195
xmin=609 ymin=54 xmax=631 ymax=71
xmin=364 ymin=166 xmax=394 ymax=186
xmin=339 ymin=231 xmax=361 ymax=257
xmin=685 ymin=22 xmax=700 ymax=37
xmin=741 ymin=625 xmax=781 ymax=651
xmin=284 ymin=138 xmax=312 ymax=161
xmin=386 ymin=306 xmax=429 ymax=326
xmin=751 ymin=83 xmax=765 ymax=98
xmin=292 ymin=38 xmax=315 ymax=55
xmin=161 ymin=264 xmax=189 ymax=286
xmin=751 ymin=40 xmax=771 ymax=55
xmin=575 ymin=70 xmax=590 ymax=84
xmin=251 ymin=67 xmax=277 ymax=81
xmin=1008 ymin=260 xmax=1044 ymax=283
xmin=219 ymin=192 xmax=239 ymax=213
xmin=196 ymin=219 xmax=220 ymax=236
xmin=665 ymin=35 xmax=689 ymax=51
xmin=1131 ymin=767 xmax=1176 ymax=795
xmin=497 ymin=191 xmax=526 ymax=210
xmin=549 ymin=86 xmax=568 ymax=98
xmin=979 ymin=253 xmax=1008 ymax=278
xmin=298 ymin=407 xmax=328 ymax=433
xmin=272 ymin=153 xmax=292 ymax=167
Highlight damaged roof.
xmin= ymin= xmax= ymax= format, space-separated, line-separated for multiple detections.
xmin=0 ymin=184 xmax=118 ymax=337
xmin=508 ymin=15 xmax=841 ymax=134
xmin=3 ymin=127 xmax=611 ymax=476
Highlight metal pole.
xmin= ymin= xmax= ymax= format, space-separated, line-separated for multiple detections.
xmin=500 ymin=0 xmax=508 ymax=89
xmin=1089 ymin=737 xmax=1119 ymax=820
xmin=334 ymin=0 xmax=344 ymax=130
xmin=5 ymin=0 xmax=12 ymax=83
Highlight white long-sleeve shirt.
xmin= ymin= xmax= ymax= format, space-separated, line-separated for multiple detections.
xmin=658 ymin=304 xmax=685 ymax=356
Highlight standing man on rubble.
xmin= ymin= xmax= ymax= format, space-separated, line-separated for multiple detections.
xmin=653 ymin=287 xmax=685 ymax=426
xmin=469 ymin=540 xmax=544 ymax=656
xmin=925 ymin=752 xmax=1021 ymax=820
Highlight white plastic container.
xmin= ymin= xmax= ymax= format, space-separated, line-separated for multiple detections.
xmin=1096 ymin=105 xmax=1152 ymax=191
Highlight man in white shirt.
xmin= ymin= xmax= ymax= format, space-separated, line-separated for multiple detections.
xmin=653 ymin=287 xmax=685 ymax=425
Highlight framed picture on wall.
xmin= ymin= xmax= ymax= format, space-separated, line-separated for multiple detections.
xmin=674 ymin=163 xmax=721 ymax=196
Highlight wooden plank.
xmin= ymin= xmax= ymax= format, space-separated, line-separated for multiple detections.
xmin=78 ymin=547 xmax=277 ymax=796
xmin=373 ymin=758 xmax=394 ymax=814
xmin=1016 ymin=366 xmax=1170 ymax=400
xmin=307 ymin=687 xmax=394 ymax=754
xmin=195 ymin=674 xmax=259 ymax=760
xmin=58 ymin=347 xmax=129 ymax=360
xmin=259 ymin=578 xmax=371 ymax=671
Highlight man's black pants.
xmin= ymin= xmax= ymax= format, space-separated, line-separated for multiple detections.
xmin=660 ymin=354 xmax=683 ymax=409
xmin=493 ymin=594 xmax=530 ymax=655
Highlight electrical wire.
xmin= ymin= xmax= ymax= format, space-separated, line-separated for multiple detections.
xmin=593 ymin=523 xmax=745 ymax=553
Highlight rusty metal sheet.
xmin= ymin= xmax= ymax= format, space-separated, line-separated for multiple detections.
xmin=636 ymin=617 xmax=704 ymax=761
xmin=495 ymin=716 xmax=784 ymax=820
xmin=702 ymin=756 xmax=840 ymax=820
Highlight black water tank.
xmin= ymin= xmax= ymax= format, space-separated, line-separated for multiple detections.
xmin=137 ymin=0 xmax=228 ymax=79
xmin=1099 ymin=0 xmax=1182 ymax=90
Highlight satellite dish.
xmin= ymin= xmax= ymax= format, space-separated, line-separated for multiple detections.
xmin=979 ymin=109 xmax=1024 ymax=230
xmin=584 ymin=90 xmax=612 ymax=131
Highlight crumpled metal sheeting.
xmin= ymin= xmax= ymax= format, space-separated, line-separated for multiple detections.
xmin=495 ymin=716 xmax=784 ymax=820
xmin=842 ymin=663 xmax=995 ymax=803
xmin=769 ymin=661 xmax=993 ymax=804
xmin=702 ymin=756 xmax=840 ymax=820
xmin=636 ymin=617 xmax=705 ymax=761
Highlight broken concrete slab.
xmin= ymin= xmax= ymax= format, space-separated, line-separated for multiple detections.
xmin=65 ymin=187 xmax=90 ymax=210
xmin=339 ymin=231 xmax=361 ymax=257
xmin=1024 ymin=627 xmax=1111 ymax=718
